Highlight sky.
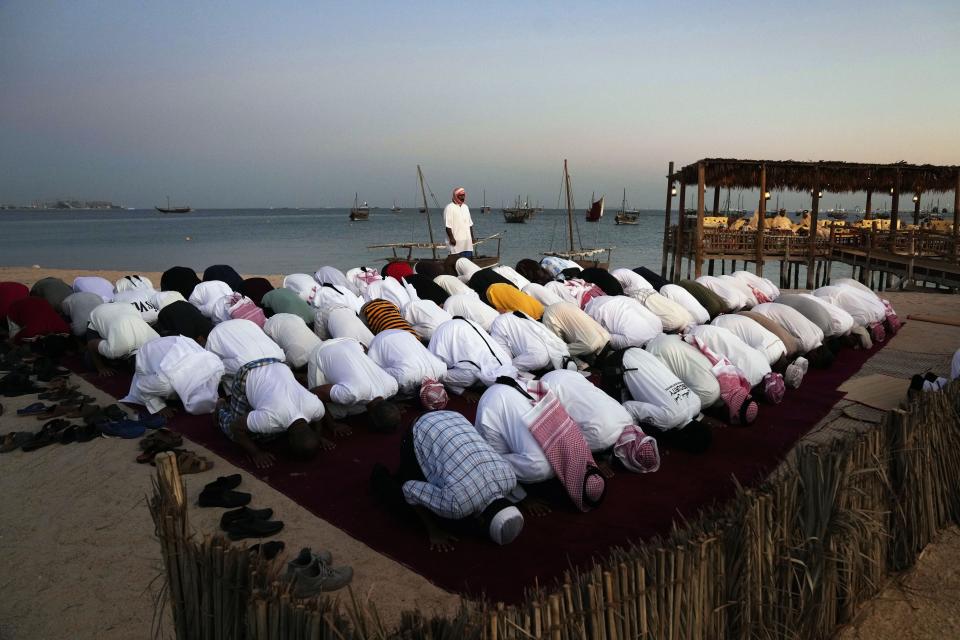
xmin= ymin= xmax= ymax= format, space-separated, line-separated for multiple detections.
xmin=1 ymin=1 xmax=958 ymax=209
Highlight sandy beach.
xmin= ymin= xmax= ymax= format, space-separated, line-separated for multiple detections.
xmin=1 ymin=267 xmax=959 ymax=639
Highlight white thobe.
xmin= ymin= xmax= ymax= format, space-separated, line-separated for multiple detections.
xmin=62 ymin=292 xmax=104 ymax=337
xmin=628 ymin=288 xmax=694 ymax=333
xmin=367 ymin=329 xmax=448 ymax=396
xmin=718 ymin=275 xmax=759 ymax=307
xmin=433 ymin=275 xmax=476 ymax=298
xmin=443 ymin=293 xmax=500 ymax=331
xmin=611 ymin=268 xmax=653 ymax=294
xmin=475 ymin=383 xmax=553 ymax=482
xmin=402 ymin=299 xmax=452 ymax=341
xmin=522 ymin=283 xmax=563 ymax=307
xmin=543 ymin=281 xmax=578 ymax=305
xmin=245 ymin=363 xmax=325 ymax=436
xmin=493 ymin=266 xmax=531 ymax=290
xmin=323 ymin=307 xmax=375 ymax=348
xmin=89 ymin=303 xmax=160 ymax=360
xmin=540 ymin=369 xmax=632 ymax=452
xmin=283 ymin=273 xmax=320 ymax=306
xmin=813 ymin=285 xmax=885 ymax=327
xmin=732 ymin=270 xmax=780 ymax=300
xmin=584 ymin=295 xmax=663 ymax=349
xmin=645 ymin=334 xmax=721 ymax=408
xmin=541 ymin=302 xmax=610 ymax=357
xmin=263 ymin=313 xmax=323 ymax=369
xmin=205 ymin=318 xmax=285 ymax=376
xmin=696 ymin=275 xmax=751 ymax=311
xmin=314 ymin=266 xmax=359 ymax=296
xmin=72 ymin=276 xmax=114 ymax=302
xmin=751 ymin=303 xmax=824 ymax=353
xmin=489 ymin=311 xmax=571 ymax=373
xmin=364 ymin=277 xmax=412 ymax=308
xmin=122 ymin=336 xmax=224 ymax=415
xmin=307 ymin=337 xmax=399 ymax=417
xmin=114 ymin=275 xmax=154 ymax=293
xmin=189 ymin=281 xmax=233 ymax=318
xmin=152 ymin=290 xmax=185 ymax=310
xmin=711 ymin=314 xmax=786 ymax=365
xmin=659 ymin=284 xmax=710 ymax=325
xmin=428 ymin=318 xmax=517 ymax=394
xmin=314 ymin=283 xmax=364 ymax=316
xmin=685 ymin=324 xmax=771 ymax=387
xmin=622 ymin=347 xmax=702 ymax=431
xmin=112 ymin=288 xmax=161 ymax=324
xmin=797 ymin=293 xmax=854 ymax=337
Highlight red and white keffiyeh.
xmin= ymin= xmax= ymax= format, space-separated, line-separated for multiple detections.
xmin=452 ymin=187 xmax=466 ymax=205
xmin=684 ymin=333 xmax=758 ymax=425
xmin=522 ymin=381 xmax=605 ymax=512
xmin=419 ymin=377 xmax=448 ymax=411
xmin=227 ymin=293 xmax=266 ymax=328
xmin=614 ymin=425 xmax=660 ymax=473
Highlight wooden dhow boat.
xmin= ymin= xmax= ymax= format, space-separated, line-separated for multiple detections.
xmin=543 ymin=159 xmax=613 ymax=269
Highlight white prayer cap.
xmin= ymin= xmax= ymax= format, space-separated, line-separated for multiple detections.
xmin=488 ymin=506 xmax=524 ymax=545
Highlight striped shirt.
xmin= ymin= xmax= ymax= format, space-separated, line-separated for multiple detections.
xmin=361 ymin=299 xmax=419 ymax=337
xmin=402 ymin=411 xmax=518 ymax=519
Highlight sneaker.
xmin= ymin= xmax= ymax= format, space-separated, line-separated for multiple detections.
xmin=286 ymin=547 xmax=333 ymax=577
xmin=291 ymin=559 xmax=353 ymax=597
xmin=784 ymin=357 xmax=809 ymax=389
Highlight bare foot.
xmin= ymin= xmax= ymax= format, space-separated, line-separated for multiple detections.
xmin=460 ymin=390 xmax=480 ymax=404
xmin=520 ymin=497 xmax=552 ymax=517
xmin=319 ymin=436 xmax=336 ymax=451
xmin=329 ymin=421 xmax=352 ymax=437
xmin=597 ymin=459 xmax=616 ymax=479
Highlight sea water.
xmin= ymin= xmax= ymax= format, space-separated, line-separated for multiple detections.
xmin=0 ymin=208 xmax=672 ymax=274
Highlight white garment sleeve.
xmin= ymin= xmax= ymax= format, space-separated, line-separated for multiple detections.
xmin=442 ymin=366 xmax=481 ymax=395
xmin=134 ymin=373 xmax=172 ymax=414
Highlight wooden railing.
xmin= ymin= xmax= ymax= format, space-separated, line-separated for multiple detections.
xmin=667 ymin=225 xmax=959 ymax=263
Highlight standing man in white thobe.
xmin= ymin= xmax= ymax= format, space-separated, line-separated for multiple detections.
xmin=444 ymin=187 xmax=475 ymax=259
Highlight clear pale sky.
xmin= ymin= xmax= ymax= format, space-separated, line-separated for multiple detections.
xmin=1 ymin=1 xmax=958 ymax=209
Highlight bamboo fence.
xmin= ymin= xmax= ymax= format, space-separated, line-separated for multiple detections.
xmin=149 ymin=384 xmax=960 ymax=639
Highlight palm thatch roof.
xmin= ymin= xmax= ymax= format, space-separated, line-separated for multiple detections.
xmin=675 ymin=159 xmax=960 ymax=194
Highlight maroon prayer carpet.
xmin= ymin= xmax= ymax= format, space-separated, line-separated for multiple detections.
xmin=72 ymin=340 xmax=886 ymax=603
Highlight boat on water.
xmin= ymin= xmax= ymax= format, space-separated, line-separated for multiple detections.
xmin=155 ymin=196 xmax=192 ymax=214
xmin=585 ymin=193 xmax=604 ymax=222
xmin=480 ymin=189 xmax=491 ymax=214
xmin=543 ymin=159 xmax=613 ymax=269
xmin=390 ymin=199 xmax=402 ymax=213
xmin=368 ymin=165 xmax=502 ymax=272
xmin=827 ymin=206 xmax=849 ymax=220
xmin=503 ymin=196 xmax=535 ymax=223
xmin=614 ymin=188 xmax=639 ymax=225
xmin=349 ymin=193 xmax=370 ymax=221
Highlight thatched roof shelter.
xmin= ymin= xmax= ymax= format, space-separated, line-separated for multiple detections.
xmin=674 ymin=159 xmax=960 ymax=194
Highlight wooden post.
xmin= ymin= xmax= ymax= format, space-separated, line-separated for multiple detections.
xmin=826 ymin=222 xmax=836 ymax=284
xmin=953 ymin=169 xmax=959 ymax=262
xmin=913 ymin=192 xmax=922 ymax=226
xmin=661 ymin=161 xmax=675 ymax=278
xmin=712 ymin=185 xmax=721 ymax=216
xmin=889 ymin=170 xmax=901 ymax=244
xmin=806 ymin=184 xmax=820 ymax=289
xmin=673 ymin=182 xmax=686 ymax=282
xmin=865 ymin=189 xmax=873 ymax=219
xmin=695 ymin=162 xmax=706 ymax=278
xmin=755 ymin=164 xmax=767 ymax=277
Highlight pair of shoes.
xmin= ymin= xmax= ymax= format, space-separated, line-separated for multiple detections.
xmin=20 ymin=419 xmax=71 ymax=452
xmin=784 ymin=357 xmax=809 ymax=389
xmin=221 ymin=506 xmax=284 ymax=540
xmin=0 ymin=372 xmax=40 ymax=397
xmin=199 ymin=474 xmax=251 ymax=508
xmin=286 ymin=547 xmax=352 ymax=596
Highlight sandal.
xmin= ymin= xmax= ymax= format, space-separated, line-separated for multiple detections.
xmin=20 ymin=419 xmax=71 ymax=452
xmin=17 ymin=402 xmax=51 ymax=416
xmin=139 ymin=428 xmax=182 ymax=451
xmin=175 ymin=449 xmax=213 ymax=474
xmin=75 ymin=424 xmax=100 ymax=443
xmin=1 ymin=431 xmax=33 ymax=453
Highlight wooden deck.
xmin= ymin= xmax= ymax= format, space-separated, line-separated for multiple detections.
xmin=663 ymin=225 xmax=960 ymax=290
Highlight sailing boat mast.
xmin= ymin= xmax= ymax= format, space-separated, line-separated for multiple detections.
xmin=564 ymin=159 xmax=574 ymax=252
xmin=417 ymin=165 xmax=437 ymax=259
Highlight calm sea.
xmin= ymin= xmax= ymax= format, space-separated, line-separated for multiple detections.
xmin=0 ymin=208 xmax=674 ymax=274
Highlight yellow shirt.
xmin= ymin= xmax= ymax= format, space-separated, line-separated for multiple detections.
xmin=485 ymin=283 xmax=545 ymax=320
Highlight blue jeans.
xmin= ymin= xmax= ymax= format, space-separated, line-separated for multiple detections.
xmin=452 ymin=251 xmax=473 ymax=258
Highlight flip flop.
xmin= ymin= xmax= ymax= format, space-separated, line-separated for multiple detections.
xmin=17 ymin=402 xmax=51 ymax=416
xmin=99 ymin=419 xmax=147 ymax=439
xmin=65 ymin=404 xmax=100 ymax=420
xmin=59 ymin=425 xmax=80 ymax=444
xmin=154 ymin=449 xmax=212 ymax=475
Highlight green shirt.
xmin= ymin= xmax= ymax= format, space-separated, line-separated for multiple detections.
xmin=261 ymin=288 xmax=314 ymax=325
